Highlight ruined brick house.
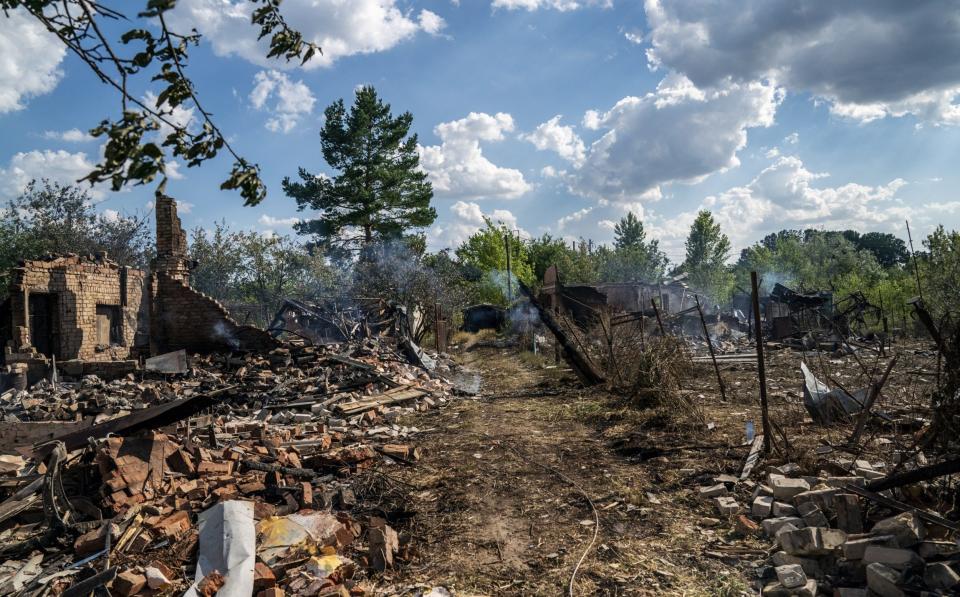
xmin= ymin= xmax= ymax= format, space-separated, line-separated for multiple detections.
xmin=2 ymin=195 xmax=274 ymax=383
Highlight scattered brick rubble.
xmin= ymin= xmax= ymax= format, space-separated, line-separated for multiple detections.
xmin=0 ymin=337 xmax=473 ymax=596
xmin=699 ymin=456 xmax=960 ymax=596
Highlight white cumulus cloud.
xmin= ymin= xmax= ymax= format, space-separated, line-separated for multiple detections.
xmin=491 ymin=0 xmax=609 ymax=11
xmin=258 ymin=214 xmax=301 ymax=227
xmin=570 ymin=73 xmax=781 ymax=202
xmin=428 ymin=200 xmax=526 ymax=250
xmin=249 ymin=70 xmax=316 ymax=133
xmin=521 ymin=115 xmax=585 ymax=166
xmin=0 ymin=9 xmax=65 ymax=113
xmin=419 ymin=112 xmax=532 ymax=200
xmin=418 ymin=10 xmax=447 ymax=36
xmin=43 ymin=129 xmax=95 ymax=143
xmin=695 ymin=155 xmax=910 ymax=250
xmin=0 ymin=150 xmax=105 ymax=200
xmin=644 ymin=0 xmax=960 ymax=125
xmin=167 ymin=0 xmax=441 ymax=69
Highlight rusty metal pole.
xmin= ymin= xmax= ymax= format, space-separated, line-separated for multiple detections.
xmin=696 ymin=295 xmax=727 ymax=402
xmin=751 ymin=272 xmax=772 ymax=454
xmin=651 ymin=297 xmax=665 ymax=335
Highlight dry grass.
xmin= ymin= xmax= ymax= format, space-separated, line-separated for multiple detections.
xmin=450 ymin=328 xmax=497 ymax=350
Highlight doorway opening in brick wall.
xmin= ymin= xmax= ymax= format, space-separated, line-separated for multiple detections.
xmin=28 ymin=292 xmax=59 ymax=359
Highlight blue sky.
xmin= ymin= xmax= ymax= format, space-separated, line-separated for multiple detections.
xmin=2 ymin=0 xmax=959 ymax=264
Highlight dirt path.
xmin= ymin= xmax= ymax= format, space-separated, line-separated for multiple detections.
xmin=367 ymin=346 xmax=761 ymax=596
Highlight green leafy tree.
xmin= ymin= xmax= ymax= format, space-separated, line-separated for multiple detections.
xmin=679 ymin=210 xmax=734 ymax=300
xmin=923 ymin=225 xmax=960 ymax=318
xmin=526 ymin=234 xmax=598 ymax=286
xmin=2 ymin=1 xmax=320 ymax=204
xmin=283 ymin=86 xmax=436 ymax=254
xmin=188 ymin=222 xmax=247 ymax=303
xmin=845 ymin=231 xmax=909 ymax=269
xmin=0 ymin=180 xmax=151 ymax=296
xmin=455 ymin=219 xmax=534 ymax=305
xmin=238 ymin=233 xmax=311 ymax=324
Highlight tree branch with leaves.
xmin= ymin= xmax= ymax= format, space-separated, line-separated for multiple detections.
xmin=1 ymin=0 xmax=320 ymax=204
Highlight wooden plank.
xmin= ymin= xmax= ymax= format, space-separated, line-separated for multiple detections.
xmin=336 ymin=388 xmax=427 ymax=415
xmin=0 ymin=420 xmax=94 ymax=452
xmin=33 ymin=385 xmax=237 ymax=456
xmin=739 ymin=434 xmax=764 ymax=481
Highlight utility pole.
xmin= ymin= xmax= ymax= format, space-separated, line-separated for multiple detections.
xmin=906 ymin=220 xmax=923 ymax=302
xmin=504 ymin=231 xmax=512 ymax=303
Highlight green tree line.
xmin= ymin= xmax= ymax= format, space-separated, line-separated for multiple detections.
xmin=2 ymin=85 xmax=956 ymax=332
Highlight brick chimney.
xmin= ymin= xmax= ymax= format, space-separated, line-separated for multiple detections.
xmin=151 ymin=194 xmax=190 ymax=281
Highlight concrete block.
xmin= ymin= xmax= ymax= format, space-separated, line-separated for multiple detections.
xmin=771 ymin=551 xmax=822 ymax=579
xmin=917 ymin=540 xmax=960 ymax=559
xmin=871 ymin=511 xmax=925 ymax=547
xmin=792 ymin=487 xmax=838 ymax=512
xmin=715 ymin=496 xmax=740 ymax=515
xmin=772 ymin=502 xmax=797 ymax=517
xmin=865 ymin=562 xmax=904 ymax=597
xmin=779 ymin=526 xmax=847 ymax=556
xmin=753 ymin=495 xmax=774 ymax=518
xmin=699 ymin=484 xmax=728 ymax=499
xmin=775 ymin=563 xmax=807 ymax=589
xmin=923 ymin=562 xmax=960 ymax=591
xmin=842 ymin=534 xmax=897 ymax=560
xmin=797 ymin=502 xmax=829 ymax=527
xmin=763 ymin=516 xmax=805 ymax=537
xmin=770 ymin=477 xmax=810 ymax=500
xmin=863 ymin=545 xmax=924 ymax=570
xmin=834 ymin=493 xmax=863 ymax=533
xmin=760 ymin=579 xmax=816 ymax=597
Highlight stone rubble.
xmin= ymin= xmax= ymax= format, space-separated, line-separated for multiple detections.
xmin=698 ymin=458 xmax=960 ymax=595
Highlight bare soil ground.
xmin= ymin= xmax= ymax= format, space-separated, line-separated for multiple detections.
xmin=363 ymin=345 xmax=758 ymax=596
xmin=361 ymin=339 xmax=938 ymax=596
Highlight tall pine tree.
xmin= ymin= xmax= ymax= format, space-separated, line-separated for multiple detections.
xmin=282 ymin=86 xmax=436 ymax=253
xmin=680 ymin=210 xmax=734 ymax=300
xmin=602 ymin=212 xmax=668 ymax=282
xmin=613 ymin=212 xmax=645 ymax=249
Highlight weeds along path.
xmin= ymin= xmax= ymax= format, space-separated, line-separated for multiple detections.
xmin=369 ymin=346 xmax=757 ymax=596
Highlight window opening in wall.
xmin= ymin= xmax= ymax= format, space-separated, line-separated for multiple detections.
xmin=96 ymin=305 xmax=123 ymax=346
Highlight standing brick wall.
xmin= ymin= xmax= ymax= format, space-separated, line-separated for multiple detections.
xmin=150 ymin=195 xmax=277 ymax=354
xmin=9 ymin=256 xmax=146 ymax=361
xmin=153 ymin=273 xmax=277 ymax=353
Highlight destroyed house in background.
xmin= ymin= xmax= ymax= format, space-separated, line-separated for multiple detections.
xmin=1 ymin=195 xmax=276 ymax=385
xmin=539 ymin=265 xmax=715 ymax=331
xmin=267 ymin=297 xmax=410 ymax=345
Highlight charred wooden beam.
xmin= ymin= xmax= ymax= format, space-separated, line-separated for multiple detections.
xmin=517 ymin=280 xmax=605 ymax=386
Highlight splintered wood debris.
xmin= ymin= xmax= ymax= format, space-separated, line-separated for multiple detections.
xmin=0 ymin=338 xmax=474 ymax=596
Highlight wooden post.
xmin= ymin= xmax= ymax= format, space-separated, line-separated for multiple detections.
xmin=651 ymin=297 xmax=665 ymax=335
xmin=751 ymin=272 xmax=772 ymax=454
xmin=639 ymin=290 xmax=646 ymax=352
xmin=879 ymin=292 xmax=889 ymax=356
xmin=696 ymin=295 xmax=726 ymax=402
xmin=906 ymin=220 xmax=924 ymax=302
xmin=848 ymin=355 xmax=899 ymax=448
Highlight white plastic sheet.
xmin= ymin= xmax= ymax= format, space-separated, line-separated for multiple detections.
xmin=184 ymin=501 xmax=255 ymax=597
